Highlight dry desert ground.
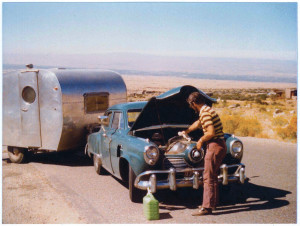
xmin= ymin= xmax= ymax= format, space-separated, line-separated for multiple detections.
xmin=121 ymin=74 xmax=296 ymax=94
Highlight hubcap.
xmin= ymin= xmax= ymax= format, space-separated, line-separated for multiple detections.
xmin=13 ymin=148 xmax=20 ymax=155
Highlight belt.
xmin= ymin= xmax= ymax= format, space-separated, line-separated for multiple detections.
xmin=211 ymin=137 xmax=224 ymax=141
xmin=204 ymin=137 xmax=224 ymax=145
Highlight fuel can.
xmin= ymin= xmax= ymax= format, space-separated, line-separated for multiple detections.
xmin=143 ymin=190 xmax=159 ymax=220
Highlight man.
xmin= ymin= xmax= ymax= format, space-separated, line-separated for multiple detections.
xmin=181 ymin=91 xmax=226 ymax=216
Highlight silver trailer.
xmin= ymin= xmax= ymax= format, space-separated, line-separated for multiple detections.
xmin=3 ymin=65 xmax=127 ymax=163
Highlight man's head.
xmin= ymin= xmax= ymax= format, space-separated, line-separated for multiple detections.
xmin=187 ymin=92 xmax=205 ymax=112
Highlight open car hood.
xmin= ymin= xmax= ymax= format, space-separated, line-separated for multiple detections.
xmin=130 ymin=85 xmax=217 ymax=132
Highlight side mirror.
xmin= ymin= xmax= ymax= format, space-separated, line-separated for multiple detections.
xmin=98 ymin=115 xmax=109 ymax=127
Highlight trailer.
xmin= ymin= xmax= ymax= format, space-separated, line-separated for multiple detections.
xmin=3 ymin=65 xmax=127 ymax=163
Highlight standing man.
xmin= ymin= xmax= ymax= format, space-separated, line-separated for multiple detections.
xmin=181 ymin=92 xmax=226 ymax=216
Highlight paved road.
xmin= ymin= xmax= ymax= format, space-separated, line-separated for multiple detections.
xmin=2 ymin=137 xmax=297 ymax=223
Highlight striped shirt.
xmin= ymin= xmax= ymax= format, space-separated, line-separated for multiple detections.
xmin=199 ymin=105 xmax=224 ymax=139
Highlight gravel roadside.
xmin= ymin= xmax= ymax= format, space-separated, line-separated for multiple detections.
xmin=2 ymin=152 xmax=86 ymax=224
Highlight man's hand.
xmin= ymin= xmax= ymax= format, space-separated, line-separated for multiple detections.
xmin=178 ymin=131 xmax=187 ymax=136
xmin=196 ymin=139 xmax=203 ymax=150
xmin=178 ymin=131 xmax=191 ymax=141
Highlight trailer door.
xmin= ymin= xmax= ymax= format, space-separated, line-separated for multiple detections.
xmin=18 ymin=71 xmax=41 ymax=147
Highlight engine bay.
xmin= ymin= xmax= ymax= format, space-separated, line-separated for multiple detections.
xmin=133 ymin=126 xmax=204 ymax=153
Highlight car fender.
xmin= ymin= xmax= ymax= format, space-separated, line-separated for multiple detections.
xmin=225 ymin=134 xmax=242 ymax=154
xmin=87 ymin=132 xmax=101 ymax=155
xmin=120 ymin=136 xmax=151 ymax=176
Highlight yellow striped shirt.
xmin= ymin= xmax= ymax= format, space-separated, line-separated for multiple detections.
xmin=199 ymin=105 xmax=224 ymax=139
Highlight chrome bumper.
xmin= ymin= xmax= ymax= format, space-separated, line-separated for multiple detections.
xmin=134 ymin=163 xmax=246 ymax=193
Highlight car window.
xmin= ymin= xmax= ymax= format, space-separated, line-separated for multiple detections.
xmin=119 ymin=113 xmax=124 ymax=129
xmin=127 ymin=109 xmax=142 ymax=127
xmin=112 ymin=112 xmax=124 ymax=130
xmin=103 ymin=111 xmax=113 ymax=128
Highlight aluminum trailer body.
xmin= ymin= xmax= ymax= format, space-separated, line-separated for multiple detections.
xmin=3 ymin=67 xmax=127 ymax=161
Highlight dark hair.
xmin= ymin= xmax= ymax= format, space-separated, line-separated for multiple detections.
xmin=187 ymin=92 xmax=205 ymax=105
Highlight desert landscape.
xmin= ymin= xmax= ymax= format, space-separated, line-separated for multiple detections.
xmin=122 ymin=74 xmax=297 ymax=143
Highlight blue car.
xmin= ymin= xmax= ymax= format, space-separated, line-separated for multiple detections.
xmin=86 ymin=85 xmax=246 ymax=202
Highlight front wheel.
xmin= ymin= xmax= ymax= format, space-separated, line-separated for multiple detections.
xmin=93 ymin=154 xmax=105 ymax=175
xmin=129 ymin=165 xmax=146 ymax=203
xmin=8 ymin=147 xmax=27 ymax=163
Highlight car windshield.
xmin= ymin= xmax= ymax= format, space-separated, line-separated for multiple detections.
xmin=127 ymin=109 xmax=142 ymax=127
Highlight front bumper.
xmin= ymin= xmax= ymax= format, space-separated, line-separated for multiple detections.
xmin=134 ymin=163 xmax=246 ymax=193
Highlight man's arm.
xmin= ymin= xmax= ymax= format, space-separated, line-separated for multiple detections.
xmin=184 ymin=120 xmax=201 ymax=134
xmin=196 ymin=125 xmax=215 ymax=150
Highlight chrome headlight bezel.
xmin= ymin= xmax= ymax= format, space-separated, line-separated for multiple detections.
xmin=144 ymin=145 xmax=159 ymax=165
xmin=229 ymin=140 xmax=243 ymax=159
xmin=188 ymin=147 xmax=204 ymax=163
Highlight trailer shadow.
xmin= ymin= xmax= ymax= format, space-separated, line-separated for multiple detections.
xmin=11 ymin=150 xmax=94 ymax=167
xmin=154 ymin=182 xmax=291 ymax=214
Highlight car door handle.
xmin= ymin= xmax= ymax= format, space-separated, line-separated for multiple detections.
xmin=103 ymin=134 xmax=107 ymax=137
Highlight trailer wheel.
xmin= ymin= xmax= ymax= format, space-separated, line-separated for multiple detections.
xmin=129 ymin=165 xmax=145 ymax=203
xmin=93 ymin=154 xmax=104 ymax=175
xmin=8 ymin=147 xmax=26 ymax=163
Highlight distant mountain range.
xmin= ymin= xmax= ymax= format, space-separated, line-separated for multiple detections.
xmin=3 ymin=53 xmax=297 ymax=83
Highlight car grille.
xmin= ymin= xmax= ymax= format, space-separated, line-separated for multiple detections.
xmin=163 ymin=157 xmax=188 ymax=170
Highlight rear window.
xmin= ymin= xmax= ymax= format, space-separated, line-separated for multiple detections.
xmin=84 ymin=92 xmax=109 ymax=114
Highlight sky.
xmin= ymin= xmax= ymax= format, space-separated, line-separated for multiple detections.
xmin=2 ymin=2 xmax=298 ymax=62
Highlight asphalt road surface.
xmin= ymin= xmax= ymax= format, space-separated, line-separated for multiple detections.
xmin=2 ymin=137 xmax=297 ymax=223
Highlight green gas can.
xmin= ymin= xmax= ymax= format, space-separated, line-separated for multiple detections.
xmin=143 ymin=190 xmax=159 ymax=220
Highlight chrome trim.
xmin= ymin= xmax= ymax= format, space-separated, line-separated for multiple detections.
xmin=220 ymin=164 xmax=228 ymax=185
xmin=134 ymin=163 xmax=246 ymax=192
xmin=240 ymin=167 xmax=245 ymax=184
xmin=163 ymin=157 xmax=188 ymax=169
xmin=188 ymin=148 xmax=204 ymax=163
xmin=144 ymin=145 xmax=159 ymax=165
xmin=193 ymin=171 xmax=200 ymax=189
xmin=149 ymin=174 xmax=157 ymax=193
xmin=169 ymin=168 xmax=176 ymax=191
xmin=229 ymin=140 xmax=243 ymax=159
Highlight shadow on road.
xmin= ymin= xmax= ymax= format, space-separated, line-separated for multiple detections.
xmin=2 ymin=152 xmax=292 ymax=217
xmin=155 ymin=182 xmax=291 ymax=214
xmin=3 ymin=150 xmax=93 ymax=167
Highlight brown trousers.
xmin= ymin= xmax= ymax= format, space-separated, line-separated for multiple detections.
xmin=202 ymin=139 xmax=227 ymax=209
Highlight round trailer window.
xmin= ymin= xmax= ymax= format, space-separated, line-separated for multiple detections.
xmin=22 ymin=86 xmax=36 ymax=104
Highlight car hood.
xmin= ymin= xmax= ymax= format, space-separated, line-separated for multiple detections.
xmin=130 ymin=85 xmax=217 ymax=132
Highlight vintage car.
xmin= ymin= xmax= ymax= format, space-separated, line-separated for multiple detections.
xmin=86 ymin=85 xmax=246 ymax=202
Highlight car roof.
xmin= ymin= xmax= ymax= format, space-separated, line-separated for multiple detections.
xmin=108 ymin=101 xmax=147 ymax=111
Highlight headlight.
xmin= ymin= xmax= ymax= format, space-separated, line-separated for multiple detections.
xmin=188 ymin=148 xmax=204 ymax=163
xmin=230 ymin=141 xmax=243 ymax=159
xmin=167 ymin=142 xmax=187 ymax=154
xmin=144 ymin=146 xmax=159 ymax=165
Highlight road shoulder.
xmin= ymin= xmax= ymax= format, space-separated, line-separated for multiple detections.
xmin=2 ymin=153 xmax=86 ymax=224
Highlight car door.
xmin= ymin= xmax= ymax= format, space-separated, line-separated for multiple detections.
xmin=100 ymin=111 xmax=114 ymax=173
xmin=109 ymin=111 xmax=125 ymax=176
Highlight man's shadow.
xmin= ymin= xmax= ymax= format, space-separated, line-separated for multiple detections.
xmin=155 ymin=182 xmax=291 ymax=214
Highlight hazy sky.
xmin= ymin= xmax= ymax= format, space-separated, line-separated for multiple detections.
xmin=3 ymin=2 xmax=298 ymax=61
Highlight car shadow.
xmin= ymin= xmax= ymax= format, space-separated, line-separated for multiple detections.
xmin=2 ymin=150 xmax=94 ymax=167
xmin=155 ymin=182 xmax=291 ymax=214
